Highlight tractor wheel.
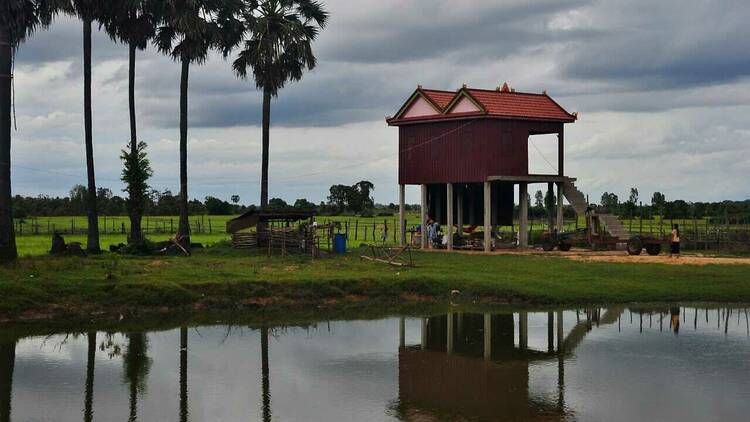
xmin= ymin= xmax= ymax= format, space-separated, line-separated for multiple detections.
xmin=542 ymin=238 xmax=556 ymax=252
xmin=559 ymin=242 xmax=572 ymax=252
xmin=627 ymin=237 xmax=643 ymax=256
xmin=645 ymin=243 xmax=662 ymax=256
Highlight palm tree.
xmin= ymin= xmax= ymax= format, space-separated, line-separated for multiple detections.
xmin=230 ymin=0 xmax=328 ymax=208
xmin=0 ymin=338 xmax=16 ymax=422
xmin=155 ymin=0 xmax=242 ymax=246
xmin=65 ymin=0 xmax=108 ymax=254
xmin=0 ymin=1 xmax=58 ymax=263
xmin=101 ymin=0 xmax=158 ymax=244
xmin=84 ymin=332 xmax=96 ymax=422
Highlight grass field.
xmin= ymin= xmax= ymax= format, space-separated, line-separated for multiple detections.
xmin=13 ymin=213 xmax=748 ymax=256
xmin=1 ymin=245 xmax=750 ymax=321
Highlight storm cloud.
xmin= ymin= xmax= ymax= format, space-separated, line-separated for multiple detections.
xmin=9 ymin=0 xmax=750 ymax=204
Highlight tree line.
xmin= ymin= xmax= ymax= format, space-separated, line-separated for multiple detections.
xmin=597 ymin=188 xmax=750 ymax=220
xmin=0 ymin=0 xmax=329 ymax=262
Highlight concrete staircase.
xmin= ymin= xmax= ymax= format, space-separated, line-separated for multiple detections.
xmin=563 ymin=179 xmax=630 ymax=240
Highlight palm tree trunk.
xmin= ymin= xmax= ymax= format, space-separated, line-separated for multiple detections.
xmin=177 ymin=57 xmax=190 ymax=243
xmin=260 ymin=88 xmax=271 ymax=209
xmin=84 ymin=332 xmax=96 ymax=422
xmin=83 ymin=18 xmax=100 ymax=253
xmin=128 ymin=42 xmax=142 ymax=243
xmin=0 ymin=339 xmax=15 ymax=422
xmin=261 ymin=326 xmax=271 ymax=422
xmin=0 ymin=26 xmax=16 ymax=263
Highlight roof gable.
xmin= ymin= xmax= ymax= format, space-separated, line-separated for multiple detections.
xmin=403 ymin=96 xmax=441 ymax=118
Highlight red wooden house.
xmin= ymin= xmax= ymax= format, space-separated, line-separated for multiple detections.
xmin=387 ymin=83 xmax=578 ymax=250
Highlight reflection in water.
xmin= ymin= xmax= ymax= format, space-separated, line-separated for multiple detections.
xmin=260 ymin=327 xmax=271 ymax=422
xmin=123 ymin=333 xmax=152 ymax=422
xmin=0 ymin=306 xmax=749 ymax=421
xmin=0 ymin=339 xmax=14 ymax=422
xmin=180 ymin=327 xmax=188 ymax=422
xmin=84 ymin=332 xmax=95 ymax=422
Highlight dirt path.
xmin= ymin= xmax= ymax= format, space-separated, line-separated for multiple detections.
xmin=426 ymin=248 xmax=750 ymax=265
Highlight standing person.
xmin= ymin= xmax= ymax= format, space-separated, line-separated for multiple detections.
xmin=670 ymin=224 xmax=681 ymax=258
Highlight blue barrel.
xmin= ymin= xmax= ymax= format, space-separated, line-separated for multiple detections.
xmin=334 ymin=233 xmax=347 ymax=254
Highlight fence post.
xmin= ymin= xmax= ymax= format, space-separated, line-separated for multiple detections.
xmin=355 ymin=220 xmax=359 ymax=240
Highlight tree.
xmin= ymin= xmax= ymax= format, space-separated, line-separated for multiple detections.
xmin=102 ymin=0 xmax=158 ymax=243
xmin=204 ymin=196 xmax=232 ymax=214
xmin=63 ymin=0 xmax=110 ymax=253
xmin=534 ymin=190 xmax=544 ymax=209
xmin=267 ymin=197 xmax=289 ymax=210
xmin=120 ymin=141 xmax=152 ymax=242
xmin=293 ymin=198 xmax=315 ymax=212
xmin=230 ymin=0 xmax=328 ymax=208
xmin=651 ymin=192 xmax=666 ymax=214
xmin=0 ymin=0 xmax=57 ymax=263
xmin=600 ymin=192 xmax=619 ymax=213
xmin=155 ymin=0 xmax=242 ymax=245
xmin=122 ymin=333 xmax=152 ymax=422
xmin=231 ymin=194 xmax=240 ymax=204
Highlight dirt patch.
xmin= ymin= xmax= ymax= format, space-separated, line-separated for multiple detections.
xmin=563 ymin=253 xmax=750 ymax=266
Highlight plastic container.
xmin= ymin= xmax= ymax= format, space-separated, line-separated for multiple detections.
xmin=333 ymin=233 xmax=347 ymax=254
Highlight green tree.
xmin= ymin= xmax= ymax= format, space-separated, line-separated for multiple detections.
xmin=122 ymin=333 xmax=152 ymax=422
xmin=534 ymin=190 xmax=544 ymax=209
xmin=155 ymin=0 xmax=242 ymax=245
xmin=651 ymin=191 xmax=666 ymax=215
xmin=230 ymin=0 xmax=328 ymax=208
xmin=120 ymin=141 xmax=153 ymax=242
xmin=0 ymin=0 xmax=58 ymax=263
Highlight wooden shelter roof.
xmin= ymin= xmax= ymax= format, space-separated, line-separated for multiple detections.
xmin=226 ymin=209 xmax=315 ymax=234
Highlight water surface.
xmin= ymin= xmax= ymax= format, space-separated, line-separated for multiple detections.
xmin=1 ymin=306 xmax=749 ymax=421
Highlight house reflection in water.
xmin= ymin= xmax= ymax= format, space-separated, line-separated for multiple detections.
xmin=392 ymin=309 xmax=623 ymax=421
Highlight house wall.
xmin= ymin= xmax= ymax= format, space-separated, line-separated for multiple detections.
xmin=398 ymin=118 xmax=563 ymax=185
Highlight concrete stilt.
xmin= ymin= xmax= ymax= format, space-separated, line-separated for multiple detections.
xmin=399 ymin=184 xmax=406 ymax=247
xmin=519 ymin=182 xmax=529 ymax=248
xmin=446 ymin=184 xmax=454 ymax=251
xmin=420 ymin=184 xmax=428 ymax=249
xmin=483 ymin=181 xmax=492 ymax=252
xmin=484 ymin=313 xmax=492 ymax=361
xmin=456 ymin=186 xmax=464 ymax=239
xmin=557 ymin=182 xmax=565 ymax=232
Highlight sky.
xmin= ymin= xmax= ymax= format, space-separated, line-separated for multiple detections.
xmin=10 ymin=0 xmax=750 ymax=206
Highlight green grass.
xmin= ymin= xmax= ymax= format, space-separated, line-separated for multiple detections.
xmin=2 ymin=245 xmax=749 ymax=320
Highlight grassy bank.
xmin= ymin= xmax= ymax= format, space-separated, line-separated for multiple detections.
xmin=1 ymin=245 xmax=749 ymax=322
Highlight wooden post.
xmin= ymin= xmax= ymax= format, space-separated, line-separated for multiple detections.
xmin=519 ymin=183 xmax=529 ymax=248
xmin=421 ymin=184 xmax=428 ymax=249
xmin=355 ymin=220 xmax=358 ymax=241
xmin=446 ymin=183 xmax=454 ymax=251
xmin=558 ymin=130 xmax=564 ymax=177
xmin=519 ymin=311 xmax=528 ymax=350
xmin=557 ymin=310 xmax=563 ymax=352
xmin=547 ymin=312 xmax=554 ymax=352
xmin=484 ymin=181 xmax=492 ymax=252
xmin=399 ymin=318 xmax=405 ymax=348
xmin=421 ymin=318 xmax=427 ymax=351
xmin=399 ymin=184 xmax=406 ymax=246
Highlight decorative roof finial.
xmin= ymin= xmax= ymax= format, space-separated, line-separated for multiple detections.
xmin=462 ymin=83 xmax=467 ymax=89
xmin=417 ymin=84 xmax=422 ymax=89
xmin=500 ymin=82 xmax=510 ymax=93
xmin=542 ymin=89 xmax=547 ymax=95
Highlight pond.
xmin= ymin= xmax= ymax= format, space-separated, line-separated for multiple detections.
xmin=1 ymin=306 xmax=749 ymax=421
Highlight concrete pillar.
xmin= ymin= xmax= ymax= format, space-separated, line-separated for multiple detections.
xmin=446 ymin=183 xmax=454 ymax=250
xmin=456 ymin=186 xmax=464 ymax=238
xmin=484 ymin=181 xmax=492 ymax=252
xmin=519 ymin=311 xmax=528 ymax=350
xmin=519 ymin=182 xmax=529 ymax=248
xmin=399 ymin=317 xmax=405 ymax=348
xmin=420 ymin=184 xmax=428 ymax=249
xmin=547 ymin=182 xmax=555 ymax=231
xmin=447 ymin=312 xmax=454 ymax=354
xmin=558 ymin=130 xmax=565 ymax=177
xmin=399 ymin=184 xmax=406 ymax=247
xmin=421 ymin=318 xmax=427 ymax=350
xmin=557 ymin=182 xmax=564 ymax=232
xmin=483 ymin=313 xmax=492 ymax=361
xmin=557 ymin=310 xmax=564 ymax=352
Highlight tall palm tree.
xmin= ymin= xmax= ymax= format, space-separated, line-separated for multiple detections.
xmin=101 ymin=0 xmax=158 ymax=244
xmin=155 ymin=0 xmax=242 ymax=246
xmin=65 ymin=0 xmax=107 ymax=253
xmin=0 ymin=338 xmax=16 ymax=422
xmin=231 ymin=0 xmax=328 ymax=208
xmin=84 ymin=332 xmax=96 ymax=422
xmin=0 ymin=0 xmax=58 ymax=263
